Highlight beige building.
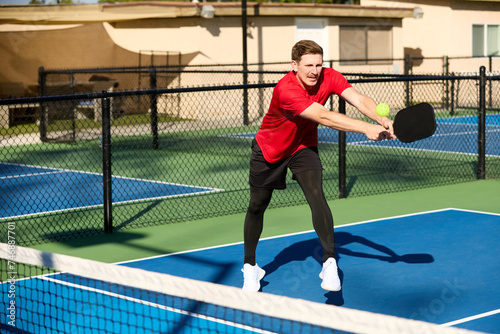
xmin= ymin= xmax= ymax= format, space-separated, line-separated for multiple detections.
xmin=363 ymin=0 xmax=500 ymax=72
xmin=0 ymin=0 xmax=499 ymax=97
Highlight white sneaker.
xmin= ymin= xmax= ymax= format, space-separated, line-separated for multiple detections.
xmin=241 ymin=263 xmax=265 ymax=292
xmin=319 ymin=258 xmax=341 ymax=291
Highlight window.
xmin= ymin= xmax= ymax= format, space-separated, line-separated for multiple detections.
xmin=295 ymin=18 xmax=329 ymax=59
xmin=472 ymin=24 xmax=500 ymax=57
xmin=339 ymin=26 xmax=392 ymax=65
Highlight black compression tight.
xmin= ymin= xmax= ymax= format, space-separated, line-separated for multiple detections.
xmin=244 ymin=170 xmax=335 ymax=265
xmin=295 ymin=170 xmax=336 ymax=262
xmin=244 ymin=186 xmax=273 ymax=266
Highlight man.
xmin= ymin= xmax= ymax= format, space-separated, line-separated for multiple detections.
xmin=242 ymin=40 xmax=396 ymax=292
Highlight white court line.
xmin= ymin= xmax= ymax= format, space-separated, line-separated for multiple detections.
xmin=1 ymin=162 xmax=221 ymax=189
xmin=118 ymin=208 xmax=500 ymax=330
xmin=0 ymin=170 xmax=64 ymax=180
xmin=0 ymin=268 xmax=275 ymax=334
xmin=37 ymin=276 xmax=277 ymax=334
xmin=117 ymin=208 xmax=469 ymax=264
xmin=440 ymin=308 xmax=500 ymax=327
xmin=226 ymin=127 xmax=500 ymax=156
xmin=1 ymin=188 xmax=222 ymax=220
xmin=0 ymin=162 xmax=223 ymax=219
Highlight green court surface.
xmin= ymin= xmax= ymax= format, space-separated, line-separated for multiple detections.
xmin=32 ymin=179 xmax=500 ymax=264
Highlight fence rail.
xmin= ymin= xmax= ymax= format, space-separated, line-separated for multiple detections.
xmin=1 ymin=67 xmax=499 ymax=246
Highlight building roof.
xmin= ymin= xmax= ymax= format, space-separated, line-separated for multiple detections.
xmin=0 ymin=2 xmax=414 ymax=25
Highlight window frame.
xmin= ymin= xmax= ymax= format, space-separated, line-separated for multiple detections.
xmin=339 ymin=25 xmax=393 ymax=65
xmin=472 ymin=23 xmax=500 ymax=57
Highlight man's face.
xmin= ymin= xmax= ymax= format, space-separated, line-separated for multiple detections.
xmin=291 ymin=53 xmax=323 ymax=89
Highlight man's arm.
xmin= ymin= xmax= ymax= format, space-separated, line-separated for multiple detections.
xmin=299 ymin=87 xmax=396 ymax=141
xmin=299 ymin=103 xmax=389 ymax=141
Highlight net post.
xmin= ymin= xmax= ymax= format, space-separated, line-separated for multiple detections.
xmin=338 ymin=97 xmax=347 ymax=199
xmin=102 ymin=93 xmax=113 ymax=233
xmin=150 ymin=68 xmax=159 ymax=150
xmin=477 ymin=66 xmax=486 ymax=180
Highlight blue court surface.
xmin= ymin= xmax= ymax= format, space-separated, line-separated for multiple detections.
xmin=233 ymin=114 xmax=500 ymax=157
xmin=2 ymin=209 xmax=499 ymax=333
xmin=120 ymin=209 xmax=500 ymax=333
xmin=0 ymin=163 xmax=220 ymax=218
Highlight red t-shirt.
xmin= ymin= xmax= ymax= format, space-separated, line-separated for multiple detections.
xmin=255 ymin=68 xmax=352 ymax=163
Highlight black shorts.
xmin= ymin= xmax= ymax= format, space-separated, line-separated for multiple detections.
xmin=249 ymin=139 xmax=323 ymax=190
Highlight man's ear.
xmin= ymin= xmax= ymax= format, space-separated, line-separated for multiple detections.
xmin=291 ymin=60 xmax=298 ymax=72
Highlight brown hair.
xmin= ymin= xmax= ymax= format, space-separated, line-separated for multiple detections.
xmin=291 ymin=40 xmax=323 ymax=63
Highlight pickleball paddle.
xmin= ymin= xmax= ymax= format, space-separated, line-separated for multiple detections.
xmin=393 ymin=102 xmax=436 ymax=143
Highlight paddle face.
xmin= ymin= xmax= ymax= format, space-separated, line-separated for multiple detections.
xmin=393 ymin=103 xmax=436 ymax=143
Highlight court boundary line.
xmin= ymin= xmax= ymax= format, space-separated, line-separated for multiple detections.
xmin=339 ymin=142 xmax=500 ymax=158
xmin=35 ymin=276 xmax=276 ymax=334
xmin=3 ymin=242 xmax=470 ymax=334
xmin=119 ymin=208 xmax=499 ymax=264
xmin=0 ymin=162 xmax=223 ymax=220
xmin=117 ymin=208 xmax=500 ymax=330
xmin=1 ymin=161 xmax=222 ymax=190
xmin=0 ymin=266 xmax=275 ymax=334
xmin=225 ymin=128 xmax=500 ymax=157
xmin=440 ymin=308 xmax=500 ymax=327
xmin=327 ymin=129 xmax=500 ymax=158
xmin=1 ymin=170 xmax=65 ymax=180
xmin=1 ymin=188 xmax=222 ymax=221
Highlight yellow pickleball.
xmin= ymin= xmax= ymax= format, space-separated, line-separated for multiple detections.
xmin=376 ymin=103 xmax=390 ymax=117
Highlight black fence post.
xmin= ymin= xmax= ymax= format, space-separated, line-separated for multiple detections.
xmin=488 ymin=56 xmax=493 ymax=109
xmin=70 ymin=72 xmax=76 ymax=143
xmin=329 ymin=61 xmax=334 ymax=112
xmin=450 ymin=74 xmax=455 ymax=116
xmin=443 ymin=55 xmax=450 ymax=110
xmin=243 ymin=79 xmax=249 ymax=125
xmin=38 ymin=66 xmax=47 ymax=142
xmin=150 ymin=68 xmax=159 ymax=150
xmin=477 ymin=66 xmax=486 ymax=180
xmin=404 ymin=54 xmax=411 ymax=107
xmin=242 ymin=0 xmax=249 ymax=126
xmin=102 ymin=94 xmax=113 ymax=233
xmin=338 ymin=97 xmax=347 ymax=199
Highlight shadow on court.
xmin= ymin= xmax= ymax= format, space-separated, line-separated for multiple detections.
xmin=261 ymin=232 xmax=434 ymax=306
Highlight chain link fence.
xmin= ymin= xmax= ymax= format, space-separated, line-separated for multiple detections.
xmin=1 ymin=68 xmax=499 ymax=246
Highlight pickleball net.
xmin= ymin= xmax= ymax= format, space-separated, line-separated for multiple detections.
xmin=0 ymin=243 xmax=481 ymax=334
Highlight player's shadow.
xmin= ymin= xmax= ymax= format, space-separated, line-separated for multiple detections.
xmin=261 ymin=231 xmax=434 ymax=306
